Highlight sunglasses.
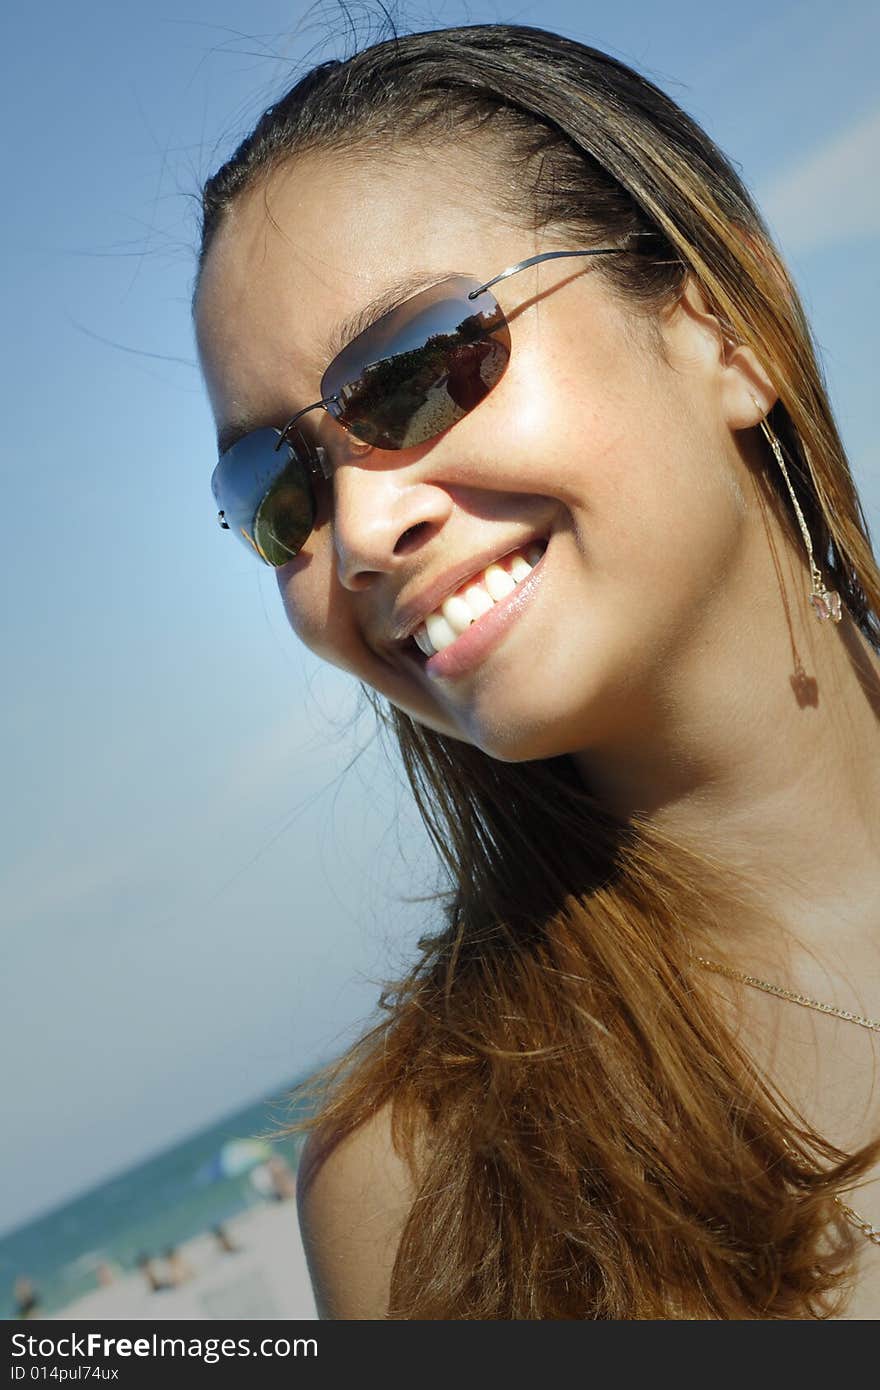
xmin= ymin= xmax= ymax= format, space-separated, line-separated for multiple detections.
xmin=211 ymin=246 xmax=639 ymax=566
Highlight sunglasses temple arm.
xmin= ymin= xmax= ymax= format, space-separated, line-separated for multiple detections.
xmin=467 ymin=248 xmax=629 ymax=300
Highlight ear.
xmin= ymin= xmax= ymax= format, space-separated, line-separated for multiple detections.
xmin=670 ymin=273 xmax=778 ymax=431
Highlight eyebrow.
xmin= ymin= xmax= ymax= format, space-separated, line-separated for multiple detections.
xmin=215 ymin=268 xmax=445 ymax=457
xmin=319 ymin=268 xmax=444 ymax=362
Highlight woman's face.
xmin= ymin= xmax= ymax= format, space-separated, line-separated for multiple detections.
xmin=196 ymin=145 xmax=769 ymax=762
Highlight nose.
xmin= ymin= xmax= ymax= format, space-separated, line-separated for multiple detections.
xmin=331 ymin=449 xmax=455 ymax=590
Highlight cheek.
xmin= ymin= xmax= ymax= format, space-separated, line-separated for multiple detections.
xmin=276 ymin=556 xmax=350 ymax=666
xmin=275 ymin=554 xmax=398 ymax=690
xmin=496 ymin=311 xmax=645 ymax=491
xmin=274 ymin=560 xmax=464 ymax=739
xmin=507 ymin=327 xmax=741 ymax=600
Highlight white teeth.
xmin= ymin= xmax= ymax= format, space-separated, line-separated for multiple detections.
xmin=440 ymin=593 xmax=475 ymax=635
xmin=462 ymin=582 xmax=494 ymax=619
xmin=413 ymin=626 xmax=437 ymax=658
xmin=411 ymin=541 xmax=546 ymax=658
xmin=424 ymin=611 xmax=457 ymax=653
xmin=483 ymin=563 xmax=517 ymax=601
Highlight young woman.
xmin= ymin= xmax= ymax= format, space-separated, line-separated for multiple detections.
xmin=193 ymin=24 xmax=880 ymax=1318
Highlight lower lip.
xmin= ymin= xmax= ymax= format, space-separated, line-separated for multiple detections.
xmin=414 ymin=545 xmax=549 ymax=681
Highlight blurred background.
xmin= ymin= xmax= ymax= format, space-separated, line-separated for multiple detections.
xmin=2 ymin=0 xmax=878 ymax=1321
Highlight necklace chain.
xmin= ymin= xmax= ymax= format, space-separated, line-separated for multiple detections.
xmin=695 ymin=956 xmax=880 ymax=1033
xmin=695 ymin=955 xmax=880 ymax=1248
xmin=833 ymin=1196 xmax=880 ymax=1246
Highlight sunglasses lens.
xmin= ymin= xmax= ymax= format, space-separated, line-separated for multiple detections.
xmin=211 ymin=427 xmax=316 ymax=565
xmin=254 ymin=472 xmax=315 ymax=567
xmin=321 ymin=276 xmax=511 ymax=449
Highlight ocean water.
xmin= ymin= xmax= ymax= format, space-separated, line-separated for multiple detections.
xmin=1 ymin=1077 xmax=317 ymax=1319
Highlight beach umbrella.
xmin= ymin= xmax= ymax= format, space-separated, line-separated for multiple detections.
xmin=201 ymin=1138 xmax=274 ymax=1182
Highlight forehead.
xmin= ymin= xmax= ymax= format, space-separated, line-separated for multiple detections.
xmin=194 ymin=146 xmax=522 ymax=439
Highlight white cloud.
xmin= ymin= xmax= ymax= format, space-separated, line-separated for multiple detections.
xmin=758 ymin=106 xmax=880 ymax=255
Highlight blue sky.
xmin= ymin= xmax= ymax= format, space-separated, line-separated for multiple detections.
xmin=2 ymin=0 xmax=878 ymax=1234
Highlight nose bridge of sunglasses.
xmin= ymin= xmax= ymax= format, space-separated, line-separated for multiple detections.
xmin=315 ymin=419 xmax=375 ymax=476
xmin=276 ymin=395 xmax=337 ymax=453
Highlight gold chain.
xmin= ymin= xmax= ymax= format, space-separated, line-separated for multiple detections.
xmin=833 ymin=1196 xmax=880 ymax=1246
xmin=696 ymin=956 xmax=880 ymax=1033
xmin=696 ymin=955 xmax=880 ymax=1248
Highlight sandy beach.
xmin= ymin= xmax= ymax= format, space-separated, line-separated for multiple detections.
xmin=47 ymin=1200 xmax=317 ymax=1321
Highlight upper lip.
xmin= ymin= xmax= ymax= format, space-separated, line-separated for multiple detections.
xmin=385 ymin=534 xmax=548 ymax=646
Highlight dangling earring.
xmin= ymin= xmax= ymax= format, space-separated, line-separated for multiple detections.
xmin=751 ymin=398 xmax=842 ymax=623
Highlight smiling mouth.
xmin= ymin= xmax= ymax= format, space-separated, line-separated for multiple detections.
xmin=403 ymin=538 xmax=549 ymax=663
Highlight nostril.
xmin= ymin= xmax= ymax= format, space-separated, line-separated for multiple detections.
xmin=394 ymin=521 xmax=434 ymax=556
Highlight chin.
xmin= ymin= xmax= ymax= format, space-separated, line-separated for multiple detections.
xmin=459 ymin=714 xmax=587 ymax=765
xmin=389 ymin=675 xmax=625 ymax=763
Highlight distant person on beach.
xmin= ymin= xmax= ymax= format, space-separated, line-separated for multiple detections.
xmin=249 ymin=1153 xmax=296 ymax=1202
xmin=265 ymin=1155 xmax=297 ymax=1202
xmin=164 ymin=1245 xmax=196 ymax=1286
xmin=95 ymin=1260 xmax=121 ymax=1288
xmin=135 ymin=1252 xmax=172 ymax=1294
xmin=211 ymin=1223 xmax=241 ymax=1254
xmin=194 ymin=24 xmax=880 ymax=1318
xmin=13 ymin=1275 xmax=40 ymax=1319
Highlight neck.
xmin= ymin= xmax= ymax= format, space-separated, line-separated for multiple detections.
xmin=572 ymin=528 xmax=880 ymax=971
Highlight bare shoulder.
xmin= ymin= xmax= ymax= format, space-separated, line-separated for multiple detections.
xmin=296 ymin=1100 xmax=425 ymax=1319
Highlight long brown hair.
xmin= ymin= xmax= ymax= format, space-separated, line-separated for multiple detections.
xmin=196 ymin=23 xmax=880 ymax=1318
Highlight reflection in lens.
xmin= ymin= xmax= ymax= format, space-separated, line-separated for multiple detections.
xmin=211 ymin=427 xmax=317 ymax=566
xmin=322 ymin=278 xmax=511 ymax=450
xmin=254 ymin=472 xmax=315 ymax=565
